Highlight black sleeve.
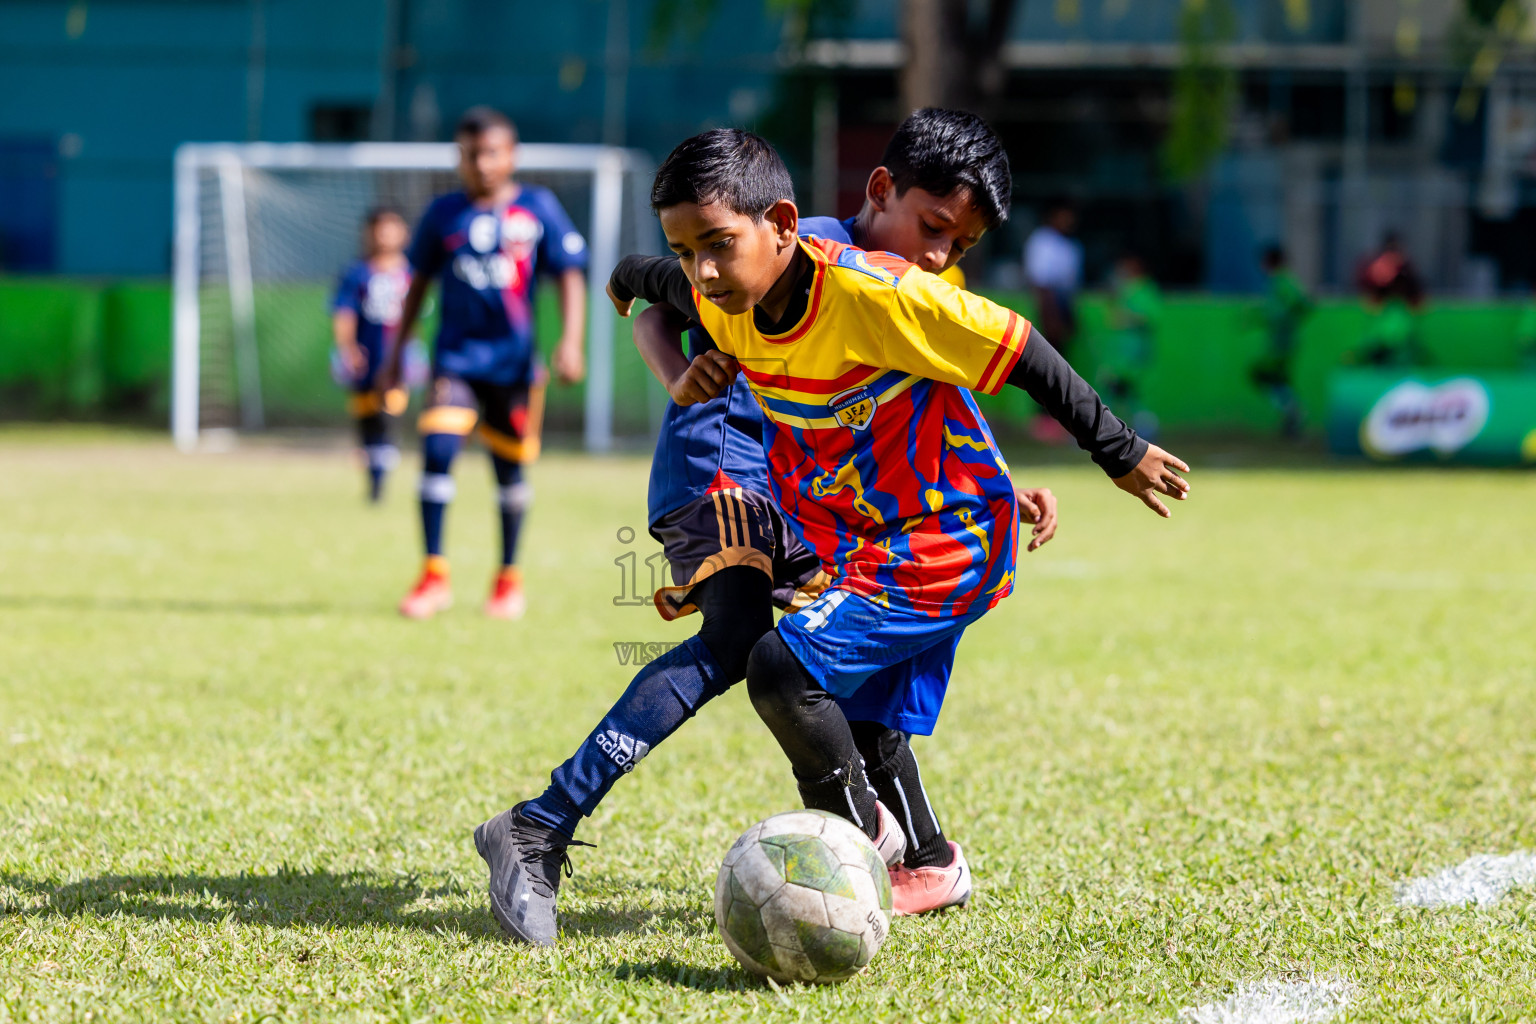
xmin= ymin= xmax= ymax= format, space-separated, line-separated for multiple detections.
xmin=609 ymin=255 xmax=699 ymax=319
xmin=1006 ymin=327 xmax=1148 ymax=478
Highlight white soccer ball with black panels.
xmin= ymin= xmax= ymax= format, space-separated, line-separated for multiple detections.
xmin=714 ymin=809 xmax=893 ymax=984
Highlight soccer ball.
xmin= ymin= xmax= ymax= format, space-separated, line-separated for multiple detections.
xmin=714 ymin=809 xmax=893 ymax=984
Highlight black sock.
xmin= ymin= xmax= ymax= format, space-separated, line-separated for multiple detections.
xmin=850 ymin=721 xmax=951 ymax=869
xmin=746 ymin=631 xmax=880 ymax=840
xmin=795 ymin=761 xmax=880 ymax=842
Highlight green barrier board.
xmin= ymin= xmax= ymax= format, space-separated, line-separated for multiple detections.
xmin=1327 ymin=370 xmax=1536 ymax=465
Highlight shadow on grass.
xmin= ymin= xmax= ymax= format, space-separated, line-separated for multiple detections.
xmin=1 ymin=869 xmax=716 ymax=946
xmin=613 ymin=956 xmax=758 ymax=992
xmin=560 ymin=891 xmax=714 ymax=939
xmin=0 ymin=593 xmax=372 ymax=617
xmin=0 ymin=868 xmax=501 ymax=940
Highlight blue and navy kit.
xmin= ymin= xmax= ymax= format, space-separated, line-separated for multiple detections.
xmin=331 ymin=259 xmax=411 ymax=390
xmin=407 ymin=186 xmax=588 ymax=386
xmin=643 ymin=216 xmax=857 ymax=527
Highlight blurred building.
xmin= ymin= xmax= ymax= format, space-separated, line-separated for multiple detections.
xmin=0 ymin=0 xmax=790 ymax=275
xmin=2 ymin=0 xmax=1534 ymax=292
xmin=803 ymin=0 xmax=1536 ymax=294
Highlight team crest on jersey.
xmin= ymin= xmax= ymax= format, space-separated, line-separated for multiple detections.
xmin=830 ymin=386 xmax=877 ymax=431
xmin=501 ymin=208 xmax=542 ymax=253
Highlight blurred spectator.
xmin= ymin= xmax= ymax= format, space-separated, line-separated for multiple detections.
xmin=1249 ymin=244 xmax=1312 ymax=438
xmin=1357 ymin=231 xmax=1424 ymax=307
xmin=1101 ymin=251 xmax=1161 ymax=439
xmin=1352 ymin=231 xmax=1425 ymax=367
xmin=1024 ymin=200 xmax=1082 ymax=357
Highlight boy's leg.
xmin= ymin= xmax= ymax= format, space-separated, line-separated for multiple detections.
xmin=847 ymin=722 xmax=951 ymax=870
xmin=476 ymin=567 xmax=773 ymax=946
xmin=746 ymin=630 xmax=881 ymax=838
xmin=476 ymin=377 xmax=543 ymax=617
xmin=348 ymin=388 xmax=397 ymax=503
xmin=359 ymin=410 xmax=394 ymax=502
xmin=491 ymin=457 xmax=529 ymax=568
xmin=402 ymin=378 xmax=476 ymax=617
xmin=521 ymin=565 xmax=773 ymax=836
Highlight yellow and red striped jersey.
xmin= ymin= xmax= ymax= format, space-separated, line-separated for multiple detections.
xmin=689 ymin=236 xmax=1030 ymax=615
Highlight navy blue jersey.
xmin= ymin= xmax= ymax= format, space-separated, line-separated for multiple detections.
xmin=407 ymin=186 xmax=588 ymax=385
xmin=332 ymin=258 xmax=411 ymax=364
xmin=643 ymin=215 xmax=856 ymax=526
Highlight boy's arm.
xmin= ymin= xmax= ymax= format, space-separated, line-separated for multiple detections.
xmin=384 ymin=207 xmax=443 ymax=388
xmin=608 ymin=255 xmax=700 ymax=320
xmin=382 ymin=274 xmax=431 ymax=388
xmin=553 ymin=267 xmax=587 ymax=384
xmin=332 ymin=309 xmax=364 ymax=376
xmin=533 ymin=193 xmax=589 ymax=385
xmin=1005 ymin=329 xmax=1190 ymax=517
xmin=632 ymin=303 xmax=738 ymax=405
xmin=882 ymin=274 xmax=1189 ymax=516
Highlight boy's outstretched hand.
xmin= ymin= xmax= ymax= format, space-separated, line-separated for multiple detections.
xmin=669 ymin=350 xmax=739 ymax=405
xmin=1113 ymin=445 xmax=1191 ymax=518
xmin=1014 ymin=486 xmax=1058 ymax=551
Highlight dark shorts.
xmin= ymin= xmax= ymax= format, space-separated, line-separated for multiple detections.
xmin=417 ymin=371 xmax=545 ymax=463
xmin=649 ymin=486 xmax=828 ymax=622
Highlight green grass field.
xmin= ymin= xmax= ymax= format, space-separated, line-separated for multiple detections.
xmin=2 ymin=429 xmax=1534 ymax=1023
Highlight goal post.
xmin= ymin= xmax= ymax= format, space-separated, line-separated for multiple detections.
xmin=171 ymin=141 xmax=657 ymax=452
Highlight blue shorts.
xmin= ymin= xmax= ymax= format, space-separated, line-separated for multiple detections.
xmin=776 ymin=588 xmax=990 ymax=736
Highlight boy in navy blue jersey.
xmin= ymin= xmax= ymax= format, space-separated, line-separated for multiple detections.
xmin=385 ymin=107 xmax=588 ymax=620
xmin=475 ymin=110 xmax=1061 ymax=945
xmin=332 ymin=207 xmax=412 ymax=502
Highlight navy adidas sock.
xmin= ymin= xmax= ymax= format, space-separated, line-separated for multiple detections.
xmin=523 ymin=566 xmax=774 ymax=836
xmin=524 ymin=634 xmax=731 ymax=835
xmin=492 ymin=457 xmax=529 ymax=567
xmin=419 ymin=432 xmax=462 ymax=557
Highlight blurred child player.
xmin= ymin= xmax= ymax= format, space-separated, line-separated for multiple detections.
xmin=385 ymin=107 xmax=589 ymax=620
xmin=332 ymin=207 xmax=413 ymax=502
xmin=604 ymin=128 xmax=1189 ymax=930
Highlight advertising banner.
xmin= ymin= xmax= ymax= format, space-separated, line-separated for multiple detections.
xmin=1327 ymin=371 xmax=1536 ymax=464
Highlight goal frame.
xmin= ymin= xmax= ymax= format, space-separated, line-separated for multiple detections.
xmin=172 ymin=141 xmax=655 ymax=452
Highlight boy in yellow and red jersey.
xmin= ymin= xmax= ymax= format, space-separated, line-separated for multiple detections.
xmin=477 ymin=129 xmax=1188 ymax=948
xmin=475 ymin=112 xmax=1059 ymax=946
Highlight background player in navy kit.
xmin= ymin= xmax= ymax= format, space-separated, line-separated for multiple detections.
xmin=384 ymin=107 xmax=588 ymax=621
xmin=332 ymin=207 xmax=413 ymax=503
xmin=474 ymin=110 xmax=1059 ymax=945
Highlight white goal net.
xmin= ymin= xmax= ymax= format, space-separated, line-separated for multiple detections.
xmin=172 ymin=142 xmax=657 ymax=451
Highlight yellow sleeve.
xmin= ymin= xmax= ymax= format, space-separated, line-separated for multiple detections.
xmin=880 ymin=268 xmax=1029 ymax=395
xmin=938 ymin=263 xmax=966 ymax=289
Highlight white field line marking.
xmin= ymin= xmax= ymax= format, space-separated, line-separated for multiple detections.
xmin=1178 ymin=977 xmax=1353 ymax=1024
xmin=1397 ymin=852 xmax=1536 ymax=908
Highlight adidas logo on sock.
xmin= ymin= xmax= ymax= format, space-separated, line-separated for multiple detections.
xmin=596 ymin=730 xmax=650 ymax=772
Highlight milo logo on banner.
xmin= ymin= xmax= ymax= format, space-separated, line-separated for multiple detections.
xmin=1361 ymin=378 xmax=1490 ymax=457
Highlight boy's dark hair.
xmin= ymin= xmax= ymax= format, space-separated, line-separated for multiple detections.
xmin=456 ymin=106 xmax=516 ymax=139
xmin=883 ymin=109 xmax=1012 ymax=229
xmin=364 ymin=205 xmax=404 ymax=227
xmin=651 ymin=129 xmax=794 ymax=219
xmin=1261 ymin=243 xmax=1286 ymax=270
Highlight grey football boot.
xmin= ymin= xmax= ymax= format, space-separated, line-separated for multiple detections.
xmin=473 ymin=801 xmax=592 ymax=945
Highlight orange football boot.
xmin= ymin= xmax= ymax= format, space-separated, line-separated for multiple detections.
xmin=484 ymin=567 xmax=526 ymax=620
xmin=889 ymin=841 xmax=972 ymax=916
xmin=399 ymin=557 xmax=452 ymax=619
